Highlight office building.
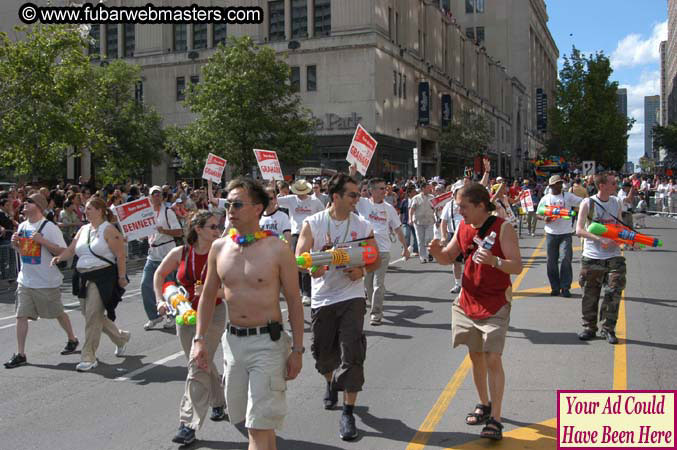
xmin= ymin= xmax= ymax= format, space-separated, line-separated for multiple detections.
xmin=644 ymin=95 xmax=660 ymax=158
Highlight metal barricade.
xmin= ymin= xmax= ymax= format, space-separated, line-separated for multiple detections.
xmin=0 ymin=244 xmax=19 ymax=282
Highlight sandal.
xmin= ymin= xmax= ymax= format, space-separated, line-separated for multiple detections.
xmin=465 ymin=402 xmax=491 ymax=426
xmin=480 ymin=417 xmax=504 ymax=440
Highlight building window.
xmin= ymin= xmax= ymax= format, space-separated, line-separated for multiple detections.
xmin=174 ymin=24 xmax=187 ymax=52
xmin=476 ymin=0 xmax=485 ymax=13
xmin=176 ymin=77 xmax=186 ymax=101
xmin=89 ymin=24 xmax=100 ymax=59
xmin=314 ymin=0 xmax=331 ymax=37
xmin=441 ymin=0 xmax=451 ymax=12
xmin=403 ymin=75 xmax=406 ymax=99
xmin=465 ymin=0 xmax=474 ymax=13
xmin=106 ymin=24 xmax=118 ymax=59
xmin=193 ymin=23 xmax=207 ymax=49
xmin=393 ymin=71 xmax=397 ymax=96
xmin=134 ymin=80 xmax=143 ymax=104
xmin=290 ymin=66 xmax=300 ymax=92
xmin=123 ymin=24 xmax=134 ymax=57
xmin=398 ymin=72 xmax=403 ymax=98
xmin=476 ymin=26 xmax=485 ymax=45
xmin=269 ymin=1 xmax=285 ymax=41
xmin=213 ymin=23 xmax=227 ymax=46
xmin=307 ymin=65 xmax=316 ymax=91
xmin=190 ymin=75 xmax=199 ymax=85
xmin=465 ymin=27 xmax=474 ymax=40
xmin=395 ymin=12 xmax=399 ymax=45
xmin=388 ymin=7 xmax=392 ymax=41
xmin=292 ymin=0 xmax=308 ymax=39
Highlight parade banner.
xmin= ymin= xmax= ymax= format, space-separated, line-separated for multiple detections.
xmin=441 ymin=94 xmax=452 ymax=128
xmin=582 ymin=160 xmax=596 ymax=176
xmin=418 ymin=81 xmax=430 ymax=125
xmin=431 ymin=190 xmax=454 ymax=210
xmin=202 ymin=153 xmax=227 ymax=184
xmin=113 ymin=198 xmax=157 ymax=241
xmin=346 ymin=124 xmax=378 ymax=176
xmin=254 ymin=149 xmax=284 ymax=181
xmin=519 ymin=189 xmax=535 ymax=212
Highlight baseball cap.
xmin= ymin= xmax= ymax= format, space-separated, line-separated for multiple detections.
xmin=149 ymin=185 xmax=162 ymax=195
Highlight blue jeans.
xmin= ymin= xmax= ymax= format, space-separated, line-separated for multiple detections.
xmin=403 ymin=224 xmax=418 ymax=253
xmin=141 ymin=258 xmax=176 ymax=320
xmin=546 ymin=233 xmax=573 ymax=291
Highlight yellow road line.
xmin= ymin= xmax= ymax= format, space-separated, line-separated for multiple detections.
xmin=406 ymin=236 xmax=546 ymax=450
xmin=445 ymin=418 xmax=557 ymax=450
xmin=613 ymin=291 xmax=627 ymax=390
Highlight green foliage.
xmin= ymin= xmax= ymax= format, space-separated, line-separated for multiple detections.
xmin=439 ymin=109 xmax=492 ymax=157
xmin=652 ymin=123 xmax=677 ymax=155
xmin=547 ymin=47 xmax=634 ymax=170
xmin=170 ymin=36 xmax=315 ymax=177
xmin=638 ymin=156 xmax=655 ymax=173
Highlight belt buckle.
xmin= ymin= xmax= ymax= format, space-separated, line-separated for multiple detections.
xmin=247 ymin=328 xmax=257 ymax=336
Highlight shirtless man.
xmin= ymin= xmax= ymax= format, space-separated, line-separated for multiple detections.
xmin=193 ymin=178 xmax=304 ymax=450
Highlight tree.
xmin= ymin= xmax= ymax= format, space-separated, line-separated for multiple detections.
xmin=652 ymin=123 xmax=677 ymax=155
xmin=638 ymin=156 xmax=655 ymax=174
xmin=439 ymin=109 xmax=492 ymax=157
xmin=547 ymin=47 xmax=634 ymax=170
xmin=170 ymin=36 xmax=316 ymax=176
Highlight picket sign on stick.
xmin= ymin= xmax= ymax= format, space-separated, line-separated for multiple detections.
xmin=253 ymin=149 xmax=284 ymax=181
xmin=519 ymin=189 xmax=535 ymax=212
xmin=346 ymin=124 xmax=378 ymax=176
xmin=113 ymin=198 xmax=157 ymax=241
xmin=202 ymin=153 xmax=227 ymax=184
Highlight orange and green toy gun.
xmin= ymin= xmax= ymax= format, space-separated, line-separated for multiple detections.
xmin=296 ymin=243 xmax=379 ymax=273
xmin=587 ymin=222 xmax=662 ymax=248
xmin=537 ymin=205 xmax=576 ymax=219
xmin=162 ymin=282 xmax=197 ymax=326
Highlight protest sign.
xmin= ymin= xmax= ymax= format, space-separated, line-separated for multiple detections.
xmin=346 ymin=124 xmax=378 ymax=176
xmin=519 ymin=189 xmax=535 ymax=212
xmin=113 ymin=198 xmax=157 ymax=241
xmin=202 ymin=153 xmax=227 ymax=184
xmin=253 ymin=149 xmax=283 ymax=181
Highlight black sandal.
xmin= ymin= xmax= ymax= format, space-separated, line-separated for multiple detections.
xmin=480 ymin=417 xmax=504 ymax=440
xmin=465 ymin=402 xmax=491 ymax=425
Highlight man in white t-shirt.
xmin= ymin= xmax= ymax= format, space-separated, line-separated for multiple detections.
xmin=537 ymin=175 xmax=583 ymax=298
xmin=409 ymin=182 xmax=435 ymax=263
xmin=440 ymin=182 xmax=464 ymax=293
xmin=260 ymin=185 xmax=292 ymax=248
xmin=278 ymin=180 xmax=325 ymax=306
xmin=355 ymin=177 xmax=410 ymax=325
xmin=575 ymin=173 xmax=626 ymax=345
xmin=5 ymin=193 xmax=78 ymax=369
xmin=142 ymin=185 xmax=183 ymax=330
xmin=616 ymin=181 xmax=635 ymax=229
xmin=296 ymin=173 xmax=379 ymax=441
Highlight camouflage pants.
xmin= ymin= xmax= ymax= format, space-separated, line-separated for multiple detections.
xmin=579 ymin=256 xmax=626 ymax=332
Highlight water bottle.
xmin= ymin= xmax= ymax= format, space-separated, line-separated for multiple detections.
xmin=472 ymin=231 xmax=497 ymax=264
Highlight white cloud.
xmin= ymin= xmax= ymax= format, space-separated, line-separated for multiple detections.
xmin=611 ymin=21 xmax=667 ymax=69
xmin=620 ymin=69 xmax=661 ymax=163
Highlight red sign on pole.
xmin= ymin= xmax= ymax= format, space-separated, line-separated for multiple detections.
xmin=346 ymin=124 xmax=378 ymax=176
xmin=254 ymin=149 xmax=283 ymax=181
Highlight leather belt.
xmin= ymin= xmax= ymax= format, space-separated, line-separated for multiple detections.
xmin=227 ymin=323 xmax=270 ymax=337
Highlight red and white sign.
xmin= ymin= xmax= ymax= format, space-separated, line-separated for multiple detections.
xmin=519 ymin=189 xmax=535 ymax=212
xmin=202 ymin=153 xmax=227 ymax=184
xmin=113 ymin=198 xmax=157 ymax=241
xmin=253 ymin=149 xmax=283 ymax=181
xmin=431 ymin=191 xmax=454 ymax=210
xmin=346 ymin=124 xmax=378 ymax=176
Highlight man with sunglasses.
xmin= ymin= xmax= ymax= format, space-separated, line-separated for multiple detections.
xmin=296 ymin=173 xmax=380 ymax=441
xmin=260 ymin=186 xmax=292 ymax=248
xmin=193 ymin=177 xmax=304 ymax=450
xmin=141 ymin=185 xmax=183 ymax=330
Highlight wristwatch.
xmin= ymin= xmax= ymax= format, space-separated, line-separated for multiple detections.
xmin=291 ymin=346 xmax=305 ymax=354
xmin=193 ymin=335 xmax=206 ymax=343
xmin=494 ymin=257 xmax=503 ymax=269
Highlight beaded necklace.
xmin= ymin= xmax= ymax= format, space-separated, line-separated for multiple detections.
xmin=228 ymin=228 xmax=278 ymax=245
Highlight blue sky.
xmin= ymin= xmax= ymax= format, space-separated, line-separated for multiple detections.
xmin=546 ymin=0 xmax=668 ymax=165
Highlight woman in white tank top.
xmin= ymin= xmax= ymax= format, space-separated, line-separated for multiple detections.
xmin=52 ymin=197 xmax=130 ymax=372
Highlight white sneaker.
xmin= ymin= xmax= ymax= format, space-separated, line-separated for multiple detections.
xmin=450 ymin=284 xmax=461 ymax=294
xmin=76 ymin=360 xmax=98 ymax=372
xmin=115 ymin=332 xmax=131 ymax=357
xmin=163 ymin=316 xmax=175 ymax=329
xmin=302 ymin=296 xmax=311 ymax=306
xmin=143 ymin=317 xmax=164 ymax=330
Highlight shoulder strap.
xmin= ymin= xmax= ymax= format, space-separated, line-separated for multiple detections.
xmin=87 ymin=225 xmax=115 ymax=266
xmin=37 ymin=219 xmax=49 ymax=234
xmin=589 ymin=197 xmax=638 ymax=233
xmin=477 ymin=215 xmax=497 ymax=239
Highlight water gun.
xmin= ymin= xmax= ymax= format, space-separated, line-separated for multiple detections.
xmin=162 ymin=282 xmax=197 ymax=326
xmin=296 ymin=243 xmax=378 ymax=272
xmin=587 ymin=222 xmax=662 ymax=248
xmin=538 ymin=205 xmax=576 ymax=219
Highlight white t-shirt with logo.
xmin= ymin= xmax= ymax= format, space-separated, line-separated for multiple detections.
xmin=537 ymin=192 xmax=583 ymax=235
xmin=277 ymin=195 xmax=325 ymax=234
xmin=147 ymin=204 xmax=181 ymax=261
xmin=441 ymin=198 xmax=462 ymax=236
xmin=259 ymin=209 xmax=292 ymax=235
xmin=355 ymin=197 xmax=401 ymax=252
xmin=303 ymin=210 xmax=374 ymax=308
xmin=582 ymin=195 xmax=622 ymax=260
xmin=16 ymin=219 xmax=67 ymax=288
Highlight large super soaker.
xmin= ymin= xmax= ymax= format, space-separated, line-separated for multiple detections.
xmin=587 ymin=222 xmax=662 ymax=248
xmin=162 ymin=282 xmax=197 ymax=326
xmin=296 ymin=243 xmax=379 ymax=272
xmin=537 ymin=205 xmax=576 ymax=219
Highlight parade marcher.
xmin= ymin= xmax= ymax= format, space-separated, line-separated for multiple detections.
xmin=260 ymin=186 xmax=292 ymax=248
xmin=440 ymin=181 xmax=465 ymax=294
xmin=354 ymin=176 xmax=409 ymax=325
xmin=296 ymin=172 xmax=379 ymax=440
xmin=4 ymin=194 xmax=79 ymax=369
xmin=428 ymin=183 xmax=523 ymax=441
xmin=399 ymin=185 xmax=418 ymax=255
xmin=668 ymin=179 xmax=677 ymax=214
xmin=536 ymin=175 xmax=583 ymax=297
xmin=575 ymin=172 xmax=626 ymax=344
xmin=51 ymin=197 xmax=129 ymax=372
xmin=523 ymin=179 xmax=539 ymax=236
xmin=152 ymin=211 xmax=227 ymax=445
xmin=617 ymin=181 xmax=636 ymax=230
xmin=409 ymin=181 xmax=435 ymax=263
xmin=312 ymin=179 xmax=330 ymax=207
xmin=277 ymin=180 xmax=325 ymax=306
xmin=194 ymin=178 xmax=304 ymax=450
xmin=142 ymin=185 xmax=183 ymax=330
xmin=635 ymin=193 xmax=647 ymax=228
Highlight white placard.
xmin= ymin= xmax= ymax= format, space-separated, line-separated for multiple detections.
xmin=346 ymin=124 xmax=378 ymax=176
xmin=202 ymin=153 xmax=227 ymax=184
xmin=519 ymin=189 xmax=535 ymax=212
xmin=582 ymin=161 xmax=595 ymax=176
xmin=113 ymin=198 xmax=157 ymax=241
xmin=253 ymin=149 xmax=284 ymax=181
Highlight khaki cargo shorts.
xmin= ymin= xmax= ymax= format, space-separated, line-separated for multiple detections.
xmin=451 ymin=300 xmax=511 ymax=354
xmin=15 ymin=285 xmax=64 ymax=320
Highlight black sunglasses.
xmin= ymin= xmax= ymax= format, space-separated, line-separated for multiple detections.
xmin=25 ymin=198 xmax=35 ymax=204
xmin=203 ymin=224 xmax=220 ymax=230
xmin=223 ymin=200 xmax=257 ymax=210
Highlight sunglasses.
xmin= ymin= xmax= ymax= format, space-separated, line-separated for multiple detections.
xmin=25 ymin=198 xmax=35 ymax=204
xmin=202 ymin=224 xmax=220 ymax=230
xmin=223 ymin=200 xmax=257 ymax=210
xmin=344 ymin=192 xmax=360 ymax=199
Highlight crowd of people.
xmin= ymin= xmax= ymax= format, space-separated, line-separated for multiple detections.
xmin=0 ymin=161 xmax=669 ymax=449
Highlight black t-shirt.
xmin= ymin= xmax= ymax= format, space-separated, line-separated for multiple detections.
xmin=0 ymin=210 xmax=14 ymax=241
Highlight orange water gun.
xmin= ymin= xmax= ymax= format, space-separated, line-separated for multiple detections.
xmin=587 ymin=222 xmax=662 ymax=248
xmin=537 ymin=205 xmax=576 ymax=219
xmin=296 ymin=243 xmax=378 ymax=273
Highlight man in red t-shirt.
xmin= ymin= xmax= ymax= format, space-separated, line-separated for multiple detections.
xmin=429 ymin=183 xmax=523 ymax=441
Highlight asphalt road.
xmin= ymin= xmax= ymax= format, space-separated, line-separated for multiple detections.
xmin=1 ymin=217 xmax=676 ymax=450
